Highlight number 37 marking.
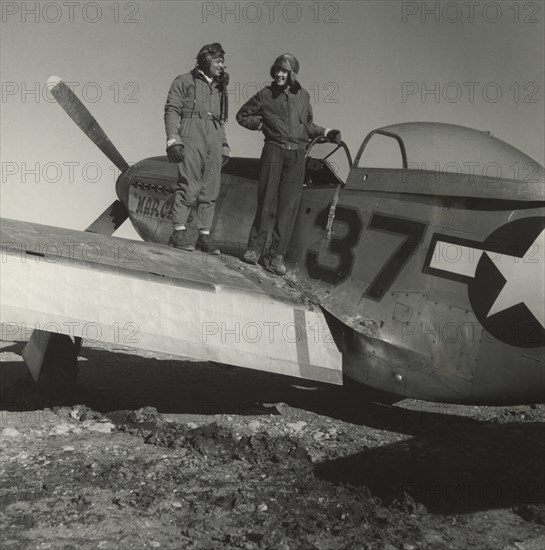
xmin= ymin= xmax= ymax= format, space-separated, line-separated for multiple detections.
xmin=305 ymin=205 xmax=427 ymax=300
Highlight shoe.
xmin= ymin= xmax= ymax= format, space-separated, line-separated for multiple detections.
xmin=242 ymin=248 xmax=258 ymax=265
xmin=258 ymin=251 xmax=270 ymax=269
xmin=196 ymin=233 xmax=220 ymax=255
xmin=266 ymin=252 xmax=287 ymax=276
xmin=169 ymin=229 xmax=195 ymax=251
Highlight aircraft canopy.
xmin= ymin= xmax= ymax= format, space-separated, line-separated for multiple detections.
xmin=356 ymin=122 xmax=544 ymax=184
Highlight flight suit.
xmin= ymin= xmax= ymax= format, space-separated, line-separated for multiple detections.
xmin=164 ymin=69 xmax=229 ymax=231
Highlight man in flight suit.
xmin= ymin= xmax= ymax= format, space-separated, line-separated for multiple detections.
xmin=165 ymin=42 xmax=230 ymax=254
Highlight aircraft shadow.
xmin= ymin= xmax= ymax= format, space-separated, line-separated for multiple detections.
xmin=0 ymin=342 xmax=461 ymax=427
xmin=1 ymin=342 xmax=543 ymax=514
xmin=315 ymin=420 xmax=545 ymax=514
xmin=1 ymin=342 xmax=347 ymax=416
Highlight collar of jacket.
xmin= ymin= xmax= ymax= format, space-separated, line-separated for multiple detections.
xmin=191 ymin=67 xmax=215 ymax=86
xmin=191 ymin=67 xmax=230 ymax=91
xmin=197 ymin=69 xmax=213 ymax=84
xmin=270 ymin=80 xmax=302 ymax=96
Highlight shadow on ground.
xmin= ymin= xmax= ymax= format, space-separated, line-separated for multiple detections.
xmin=2 ymin=340 xmax=544 ymax=516
xmin=315 ymin=421 xmax=545 ymax=514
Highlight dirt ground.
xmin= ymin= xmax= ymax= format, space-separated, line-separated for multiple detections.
xmin=1 ymin=339 xmax=544 ymax=550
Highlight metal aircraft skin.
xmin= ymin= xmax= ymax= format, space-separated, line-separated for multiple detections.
xmin=1 ymin=77 xmax=544 ymax=405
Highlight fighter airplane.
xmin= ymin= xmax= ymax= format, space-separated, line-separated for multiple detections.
xmin=1 ymin=77 xmax=544 ymax=404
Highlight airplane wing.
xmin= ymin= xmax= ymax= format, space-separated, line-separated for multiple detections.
xmin=0 ymin=218 xmax=342 ymax=385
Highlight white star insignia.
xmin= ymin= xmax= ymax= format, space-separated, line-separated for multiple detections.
xmin=486 ymin=229 xmax=545 ymax=328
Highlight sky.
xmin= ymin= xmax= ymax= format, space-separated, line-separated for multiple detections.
xmin=1 ymin=0 xmax=544 ymax=239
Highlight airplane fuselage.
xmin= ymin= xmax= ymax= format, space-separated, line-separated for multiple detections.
xmin=116 ymin=145 xmax=545 ymax=405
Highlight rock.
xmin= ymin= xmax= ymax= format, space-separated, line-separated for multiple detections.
xmin=514 ymin=536 xmax=545 ymax=550
xmin=247 ymin=420 xmax=261 ymax=432
xmin=85 ymin=422 xmax=114 ymax=434
xmin=286 ymin=421 xmax=307 ymax=433
xmin=51 ymin=423 xmax=72 ymax=435
xmin=423 ymin=533 xmax=445 ymax=545
xmin=127 ymin=407 xmax=160 ymax=424
xmin=1 ymin=427 xmax=21 ymax=438
xmin=257 ymin=503 xmax=268 ymax=512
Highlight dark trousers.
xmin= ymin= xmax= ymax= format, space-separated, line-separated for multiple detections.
xmin=248 ymin=143 xmax=305 ymax=255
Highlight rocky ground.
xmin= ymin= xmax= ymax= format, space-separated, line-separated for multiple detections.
xmin=1 ymin=339 xmax=544 ymax=550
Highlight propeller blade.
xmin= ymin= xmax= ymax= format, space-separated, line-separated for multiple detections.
xmin=48 ymin=76 xmax=129 ymax=173
xmin=85 ymin=200 xmax=129 ymax=235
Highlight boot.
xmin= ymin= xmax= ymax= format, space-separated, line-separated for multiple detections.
xmin=196 ymin=233 xmax=220 ymax=255
xmin=266 ymin=251 xmax=287 ymax=276
xmin=169 ymin=229 xmax=195 ymax=251
xmin=242 ymin=248 xmax=259 ymax=265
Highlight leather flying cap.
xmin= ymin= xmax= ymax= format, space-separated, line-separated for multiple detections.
xmin=269 ymin=53 xmax=299 ymax=85
xmin=197 ymin=43 xmax=225 ymax=62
